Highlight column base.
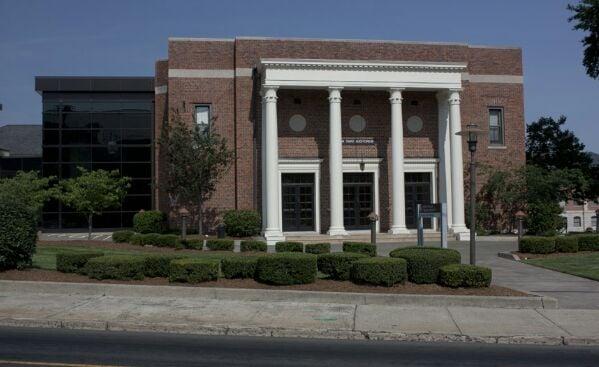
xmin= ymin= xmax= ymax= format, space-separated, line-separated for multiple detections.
xmin=451 ymin=225 xmax=469 ymax=241
xmin=388 ymin=226 xmax=410 ymax=235
xmin=263 ymin=230 xmax=285 ymax=246
xmin=328 ymin=227 xmax=349 ymax=236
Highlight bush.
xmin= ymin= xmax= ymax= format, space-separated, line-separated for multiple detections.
xmin=576 ymin=234 xmax=599 ymax=251
xmin=343 ymin=242 xmax=376 ymax=257
xmin=317 ymin=252 xmax=368 ymax=280
xmin=518 ymin=236 xmax=556 ymax=254
xmin=305 ymin=243 xmax=331 ymax=255
xmin=129 ymin=233 xmax=144 ymax=246
xmin=206 ymin=239 xmax=234 ymax=251
xmin=133 ymin=210 xmax=166 ymax=234
xmin=112 ymin=230 xmax=135 ymax=243
xmin=168 ymin=258 xmax=220 ymax=283
xmin=85 ymin=255 xmax=146 ymax=280
xmin=222 ymin=256 xmax=262 ymax=279
xmin=438 ymin=264 xmax=492 ymax=288
xmin=555 ymin=236 xmax=579 ymax=253
xmin=275 ymin=241 xmax=303 ymax=253
xmin=156 ymin=234 xmax=179 ymax=248
xmin=143 ymin=254 xmax=186 ymax=278
xmin=223 ymin=210 xmax=261 ymax=237
xmin=256 ymin=253 xmax=317 ymax=285
xmin=389 ymin=247 xmax=461 ymax=284
xmin=350 ymin=257 xmax=407 ymax=287
xmin=56 ymin=251 xmax=103 ymax=274
xmin=0 ymin=198 xmax=37 ymax=270
xmin=177 ymin=238 xmax=204 ymax=250
xmin=240 ymin=240 xmax=267 ymax=252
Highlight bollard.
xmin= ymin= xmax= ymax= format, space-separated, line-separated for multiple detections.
xmin=368 ymin=212 xmax=379 ymax=245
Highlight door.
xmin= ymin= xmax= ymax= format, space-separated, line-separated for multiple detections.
xmin=405 ymin=172 xmax=432 ymax=229
xmin=281 ymin=173 xmax=315 ymax=232
xmin=343 ymin=172 xmax=374 ymax=230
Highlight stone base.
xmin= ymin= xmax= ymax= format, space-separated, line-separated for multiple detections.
xmin=327 ymin=227 xmax=349 ymax=236
xmin=388 ymin=226 xmax=410 ymax=235
xmin=452 ymin=226 xmax=470 ymax=241
xmin=263 ymin=230 xmax=285 ymax=245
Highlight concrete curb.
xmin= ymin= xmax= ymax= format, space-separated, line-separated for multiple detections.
xmin=0 ymin=280 xmax=557 ymax=309
xmin=0 ymin=317 xmax=594 ymax=346
xmin=497 ymin=251 xmax=520 ymax=261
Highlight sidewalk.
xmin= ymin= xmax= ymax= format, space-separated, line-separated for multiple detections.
xmin=1 ymin=281 xmax=598 ymax=346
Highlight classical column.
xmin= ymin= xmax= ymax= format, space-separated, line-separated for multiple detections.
xmin=328 ymin=87 xmax=348 ymax=236
xmin=262 ymin=87 xmax=284 ymax=242
xmin=260 ymin=90 xmax=267 ymax=231
xmin=448 ymin=89 xmax=468 ymax=235
xmin=389 ymin=88 xmax=409 ymax=234
xmin=436 ymin=91 xmax=452 ymax=227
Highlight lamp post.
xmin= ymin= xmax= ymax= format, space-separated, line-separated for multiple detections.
xmin=515 ymin=210 xmax=526 ymax=245
xmin=596 ymin=209 xmax=599 ymax=234
xmin=178 ymin=207 xmax=190 ymax=240
xmin=457 ymin=124 xmax=485 ymax=265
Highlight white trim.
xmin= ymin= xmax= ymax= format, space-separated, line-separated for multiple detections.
xmin=488 ymin=145 xmax=507 ymax=150
xmin=343 ymin=158 xmax=382 ymax=233
xmin=404 ymin=158 xmax=439 ymax=231
xmin=235 ymin=68 xmax=253 ymax=77
xmin=155 ymin=85 xmax=167 ymax=95
xmin=168 ymin=69 xmax=234 ymax=78
xmin=278 ymin=159 xmax=322 ymax=234
xmin=462 ymin=73 xmax=523 ymax=84
xmin=169 ymin=37 xmax=234 ymax=42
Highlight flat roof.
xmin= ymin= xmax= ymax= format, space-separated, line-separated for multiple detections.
xmin=35 ymin=76 xmax=154 ymax=94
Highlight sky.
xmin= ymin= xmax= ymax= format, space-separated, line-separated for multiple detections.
xmin=0 ymin=0 xmax=598 ymax=152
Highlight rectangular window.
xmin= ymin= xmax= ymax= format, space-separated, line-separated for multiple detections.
xmin=194 ymin=105 xmax=210 ymax=134
xmin=489 ymin=108 xmax=504 ymax=145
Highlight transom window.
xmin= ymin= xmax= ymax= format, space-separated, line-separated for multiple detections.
xmin=194 ymin=105 xmax=211 ymax=134
xmin=573 ymin=216 xmax=582 ymax=227
xmin=489 ymin=108 xmax=504 ymax=145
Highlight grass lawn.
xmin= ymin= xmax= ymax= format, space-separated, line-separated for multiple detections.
xmin=523 ymin=253 xmax=599 ymax=281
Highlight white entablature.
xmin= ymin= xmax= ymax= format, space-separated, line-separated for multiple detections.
xmin=259 ymin=59 xmax=467 ymax=90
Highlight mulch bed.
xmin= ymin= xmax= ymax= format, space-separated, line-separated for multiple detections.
xmin=513 ymin=251 xmax=597 ymax=260
xmin=0 ymin=268 xmax=528 ymax=297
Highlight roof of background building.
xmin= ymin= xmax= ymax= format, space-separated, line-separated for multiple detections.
xmin=35 ymin=76 xmax=154 ymax=94
xmin=0 ymin=124 xmax=42 ymax=158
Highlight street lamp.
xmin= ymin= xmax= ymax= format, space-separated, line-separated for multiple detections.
xmin=457 ymin=124 xmax=485 ymax=265
xmin=596 ymin=209 xmax=599 ymax=234
xmin=515 ymin=210 xmax=527 ymax=245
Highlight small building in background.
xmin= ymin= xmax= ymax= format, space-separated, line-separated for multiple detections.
xmin=562 ymin=200 xmax=599 ymax=233
xmin=0 ymin=124 xmax=42 ymax=178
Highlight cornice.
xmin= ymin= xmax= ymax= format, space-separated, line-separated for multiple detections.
xmin=260 ymin=59 xmax=467 ymax=73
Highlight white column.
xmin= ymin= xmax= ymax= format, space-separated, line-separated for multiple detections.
xmin=262 ymin=87 xmax=284 ymax=243
xmin=260 ymin=91 xmax=267 ymax=231
xmin=328 ymin=87 xmax=348 ymax=236
xmin=448 ymin=89 xmax=468 ymax=236
xmin=436 ymin=91 xmax=452 ymax=227
xmin=389 ymin=88 xmax=409 ymax=234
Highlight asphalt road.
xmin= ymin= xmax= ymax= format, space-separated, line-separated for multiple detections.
xmin=0 ymin=327 xmax=598 ymax=367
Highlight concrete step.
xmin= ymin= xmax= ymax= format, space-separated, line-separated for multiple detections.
xmin=283 ymin=232 xmax=443 ymax=244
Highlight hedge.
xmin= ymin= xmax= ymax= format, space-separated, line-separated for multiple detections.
xmin=56 ymin=251 xmax=104 ymax=274
xmin=206 ymin=239 xmax=234 ymax=251
xmin=177 ymin=238 xmax=204 ymax=250
xmin=256 ymin=253 xmax=317 ymax=285
xmin=438 ymin=264 xmax=492 ymax=288
xmin=305 ymin=243 xmax=331 ymax=255
xmin=317 ymin=252 xmax=368 ymax=280
xmin=112 ymin=230 xmax=135 ymax=243
xmin=555 ymin=236 xmax=579 ymax=253
xmin=143 ymin=254 xmax=186 ymax=278
xmin=168 ymin=258 xmax=220 ymax=283
xmin=0 ymin=198 xmax=37 ymax=270
xmin=130 ymin=233 xmax=179 ymax=247
xmin=240 ymin=240 xmax=267 ymax=252
xmin=519 ymin=236 xmax=556 ymax=254
xmin=223 ymin=210 xmax=261 ymax=237
xmin=85 ymin=255 xmax=146 ymax=280
xmin=350 ymin=257 xmax=407 ymax=287
xmin=132 ymin=210 xmax=166 ymax=234
xmin=275 ymin=241 xmax=303 ymax=253
xmin=576 ymin=234 xmax=599 ymax=251
xmin=390 ymin=247 xmax=461 ymax=284
xmin=342 ymin=242 xmax=376 ymax=257
xmin=221 ymin=256 xmax=262 ymax=279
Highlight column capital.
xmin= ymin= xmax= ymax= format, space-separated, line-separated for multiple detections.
xmin=448 ymin=89 xmax=461 ymax=105
xmin=328 ymin=87 xmax=343 ymax=103
xmin=262 ymin=86 xmax=278 ymax=102
xmin=389 ymin=88 xmax=404 ymax=104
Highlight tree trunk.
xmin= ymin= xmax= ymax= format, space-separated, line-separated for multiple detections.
xmin=197 ymin=198 xmax=203 ymax=236
xmin=88 ymin=214 xmax=93 ymax=240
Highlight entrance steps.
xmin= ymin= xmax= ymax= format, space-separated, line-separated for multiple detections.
xmin=283 ymin=232 xmax=443 ymax=244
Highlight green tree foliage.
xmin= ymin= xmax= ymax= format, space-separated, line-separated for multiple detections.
xmin=568 ymin=0 xmax=599 ymax=79
xmin=0 ymin=171 xmax=56 ymax=217
xmin=58 ymin=167 xmax=130 ymax=239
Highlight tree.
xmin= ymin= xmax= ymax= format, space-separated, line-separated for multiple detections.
xmin=0 ymin=171 xmax=56 ymax=217
xmin=568 ymin=0 xmax=599 ymax=79
xmin=58 ymin=167 xmax=130 ymax=239
xmin=159 ymin=111 xmax=234 ymax=235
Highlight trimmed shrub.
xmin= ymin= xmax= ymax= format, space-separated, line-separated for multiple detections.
xmin=132 ymin=210 xmax=166 ymax=234
xmin=156 ymin=234 xmax=179 ymax=248
xmin=275 ymin=241 xmax=303 ymax=253
xmin=343 ymin=242 xmax=376 ymax=257
xmin=143 ymin=254 xmax=186 ymax=278
xmin=317 ymin=252 xmax=368 ymax=280
xmin=438 ymin=264 xmax=492 ymax=288
xmin=0 ymin=198 xmax=37 ymax=270
xmin=390 ymin=247 xmax=461 ymax=284
xmin=223 ymin=210 xmax=261 ymax=237
xmin=240 ymin=240 xmax=267 ymax=252
xmin=177 ymin=238 xmax=204 ymax=250
xmin=206 ymin=239 xmax=234 ymax=251
xmin=555 ymin=236 xmax=579 ymax=253
xmin=222 ymin=256 xmax=262 ymax=279
xmin=305 ymin=243 xmax=331 ymax=255
xmin=518 ymin=236 xmax=556 ymax=254
xmin=129 ymin=233 xmax=144 ymax=246
xmin=256 ymin=253 xmax=317 ymax=285
xmin=85 ymin=255 xmax=146 ymax=280
xmin=350 ymin=257 xmax=407 ymax=287
xmin=56 ymin=251 xmax=104 ymax=274
xmin=112 ymin=230 xmax=135 ymax=243
xmin=168 ymin=258 xmax=220 ymax=283
xmin=576 ymin=234 xmax=599 ymax=251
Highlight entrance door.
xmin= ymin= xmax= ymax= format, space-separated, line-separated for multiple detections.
xmin=281 ymin=173 xmax=315 ymax=232
xmin=343 ymin=172 xmax=374 ymax=230
xmin=405 ymin=172 xmax=432 ymax=229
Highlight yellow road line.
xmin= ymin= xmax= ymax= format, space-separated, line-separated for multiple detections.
xmin=0 ymin=360 xmax=129 ymax=367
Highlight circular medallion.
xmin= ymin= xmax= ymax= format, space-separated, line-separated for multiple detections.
xmin=349 ymin=115 xmax=366 ymax=132
xmin=289 ymin=114 xmax=307 ymax=132
xmin=406 ymin=115 xmax=424 ymax=133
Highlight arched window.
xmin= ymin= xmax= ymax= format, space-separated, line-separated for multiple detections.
xmin=592 ymin=216 xmax=597 ymax=228
xmin=573 ymin=216 xmax=582 ymax=227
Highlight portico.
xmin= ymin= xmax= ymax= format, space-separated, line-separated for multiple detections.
xmin=259 ymin=59 xmax=469 ymax=243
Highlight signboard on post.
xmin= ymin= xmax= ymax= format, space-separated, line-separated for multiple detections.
xmin=416 ymin=203 xmax=448 ymax=248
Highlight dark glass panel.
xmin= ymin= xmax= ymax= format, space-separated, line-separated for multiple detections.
xmin=92 ymin=146 xmax=121 ymax=162
xmin=43 ymin=130 xmax=59 ymax=145
xmin=43 ymin=113 xmax=59 ymax=128
xmin=61 ymin=163 xmax=91 ymax=179
xmin=91 ymin=129 xmax=121 ymax=145
xmin=121 ymin=129 xmax=151 ymax=145
xmin=42 ymin=213 xmax=59 ymax=229
xmin=120 ymin=101 xmax=153 ymax=113
xmin=92 ymin=101 xmax=123 ymax=113
xmin=122 ymin=195 xmax=152 ymax=211
xmin=61 ymin=213 xmax=87 ymax=228
xmin=43 ymin=198 xmax=60 ymax=212
xmin=43 ymin=147 xmax=59 ymax=162
xmin=42 ymin=164 xmax=59 ymax=177
xmin=122 ymin=163 xmax=151 ymax=178
xmin=121 ymin=113 xmax=151 ymax=128
xmin=61 ymin=147 xmax=91 ymax=162
xmin=43 ymin=101 xmax=61 ymax=113
xmin=61 ymin=130 xmax=91 ymax=145
xmin=122 ymin=212 xmax=135 ymax=227
xmin=129 ymin=179 xmax=151 ymax=195
xmin=21 ymin=158 xmax=42 ymax=171
xmin=122 ymin=146 xmax=151 ymax=162
xmin=92 ymin=162 xmax=121 ymax=174
xmin=93 ymin=212 xmax=122 ymax=228
xmin=91 ymin=113 xmax=120 ymax=129
xmin=60 ymin=101 xmax=91 ymax=113
xmin=61 ymin=113 xmax=91 ymax=129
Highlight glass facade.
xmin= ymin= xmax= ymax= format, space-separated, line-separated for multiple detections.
xmin=41 ymin=91 xmax=154 ymax=229
xmin=0 ymin=157 xmax=42 ymax=178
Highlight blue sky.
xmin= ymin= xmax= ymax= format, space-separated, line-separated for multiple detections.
xmin=1 ymin=0 xmax=597 ymax=151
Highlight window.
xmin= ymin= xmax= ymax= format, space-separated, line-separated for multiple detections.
xmin=592 ymin=216 xmax=597 ymax=229
xmin=573 ymin=216 xmax=582 ymax=227
xmin=489 ymin=108 xmax=504 ymax=145
xmin=194 ymin=105 xmax=211 ymax=134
